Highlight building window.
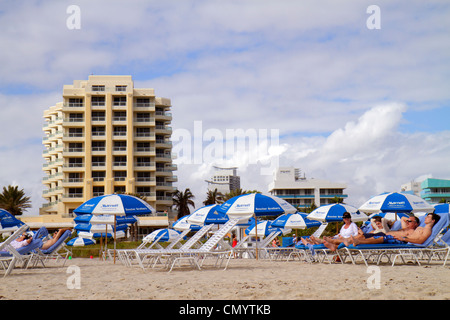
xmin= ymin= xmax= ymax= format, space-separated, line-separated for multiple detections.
xmin=68 ymin=98 xmax=83 ymax=107
xmin=114 ymin=156 xmax=127 ymax=166
xmin=92 ymin=111 xmax=105 ymax=121
xmin=91 ymin=96 xmax=105 ymax=106
xmin=113 ymin=111 xmax=126 ymax=121
xmin=113 ymin=126 xmax=127 ymax=136
xmin=68 ymin=128 xmax=83 ymax=137
xmin=113 ymin=96 xmax=126 ymax=106
xmin=92 ymin=85 xmax=105 ymax=92
xmin=114 ymin=141 xmax=127 ymax=151
xmin=92 ymin=171 xmax=105 ymax=182
xmin=115 ymin=85 xmax=127 ymax=92
xmin=136 ymin=142 xmax=151 ymax=152
xmin=93 ymin=186 xmax=104 ymax=197
xmin=135 ymin=98 xmax=150 ymax=107
xmin=92 ymin=141 xmax=105 ymax=152
xmin=92 ymin=126 xmax=105 ymax=136
xmin=68 ymin=113 xmax=83 ymax=122
xmin=92 ymin=156 xmax=105 ymax=167
xmin=136 ymin=127 xmax=151 ymax=137
xmin=68 ymin=143 xmax=83 ymax=152
xmin=114 ymin=171 xmax=127 ymax=181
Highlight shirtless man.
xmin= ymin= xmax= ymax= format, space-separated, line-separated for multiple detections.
xmin=351 ymin=213 xmax=440 ymax=246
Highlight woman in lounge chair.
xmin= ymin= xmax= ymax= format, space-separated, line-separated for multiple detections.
xmin=301 ymin=212 xmax=359 ymax=251
xmin=9 ymin=228 xmax=72 ymax=250
xmin=10 ymin=233 xmax=33 ymax=249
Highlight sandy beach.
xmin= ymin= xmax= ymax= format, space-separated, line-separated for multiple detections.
xmin=1 ymin=258 xmax=449 ymax=301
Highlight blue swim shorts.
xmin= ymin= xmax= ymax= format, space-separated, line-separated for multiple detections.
xmin=382 ymin=235 xmax=407 ymax=245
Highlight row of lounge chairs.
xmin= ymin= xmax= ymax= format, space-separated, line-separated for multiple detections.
xmin=283 ymin=211 xmax=450 ymax=266
xmin=115 ymin=218 xmax=241 ymax=272
xmin=0 ymin=225 xmax=72 ymax=277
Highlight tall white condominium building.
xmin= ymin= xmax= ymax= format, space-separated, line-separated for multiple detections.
xmin=206 ymin=166 xmax=241 ymax=195
xmin=268 ymin=167 xmax=348 ymax=209
xmin=42 ymin=75 xmax=177 ymax=216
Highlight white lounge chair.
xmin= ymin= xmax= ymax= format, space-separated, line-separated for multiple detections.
xmin=0 ymin=225 xmax=43 ymax=277
xmin=120 ymin=224 xmax=214 ymax=268
xmin=342 ymin=212 xmax=449 ymax=266
xmin=147 ymin=218 xmax=240 ymax=272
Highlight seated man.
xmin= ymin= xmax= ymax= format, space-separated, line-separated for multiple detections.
xmin=351 ymin=213 xmax=440 ymax=246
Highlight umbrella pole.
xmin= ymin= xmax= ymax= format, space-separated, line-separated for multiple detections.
xmin=254 ymin=214 xmax=258 ymax=260
xmin=114 ymin=216 xmax=117 ymax=264
xmin=99 ymin=233 xmax=103 ymax=261
xmin=104 ymin=224 xmax=108 ymax=261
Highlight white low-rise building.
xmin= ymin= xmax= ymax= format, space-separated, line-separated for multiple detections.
xmin=268 ymin=167 xmax=348 ymax=210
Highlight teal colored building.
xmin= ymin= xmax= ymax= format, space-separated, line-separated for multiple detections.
xmin=421 ymin=178 xmax=450 ymax=204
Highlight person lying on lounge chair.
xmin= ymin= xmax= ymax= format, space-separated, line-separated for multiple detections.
xmin=9 ymin=228 xmax=72 ymax=251
xmin=351 ymin=213 xmax=440 ymax=246
xmin=41 ymin=228 xmax=72 ymax=250
xmin=10 ymin=233 xmax=33 ymax=249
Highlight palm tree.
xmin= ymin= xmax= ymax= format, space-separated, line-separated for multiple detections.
xmin=329 ymin=196 xmax=344 ymax=204
xmin=172 ymin=188 xmax=195 ymax=220
xmin=203 ymin=188 xmax=224 ymax=205
xmin=0 ymin=185 xmax=32 ymax=216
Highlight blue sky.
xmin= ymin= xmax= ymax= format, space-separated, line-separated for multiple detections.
xmin=0 ymin=0 xmax=449 ymax=214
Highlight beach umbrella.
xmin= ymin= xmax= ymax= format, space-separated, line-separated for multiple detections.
xmin=0 ymin=209 xmax=26 ymax=233
xmin=359 ymin=192 xmax=434 ymax=214
xmin=272 ymin=212 xmax=321 ymax=229
xmin=74 ymin=223 xmax=128 ymax=233
xmin=216 ymin=193 xmax=297 ymax=219
xmin=172 ymin=215 xmax=202 ymax=231
xmin=187 ymin=204 xmax=229 ymax=225
xmin=244 ymin=220 xmax=290 ymax=238
xmin=78 ymin=231 xmax=126 ymax=239
xmin=143 ymin=228 xmax=182 ymax=243
xmin=307 ymin=203 xmax=367 ymax=222
xmin=74 ymin=194 xmax=155 ymax=263
xmin=434 ymin=203 xmax=450 ymax=215
xmin=74 ymin=214 xmax=137 ymax=225
xmin=67 ymin=237 xmax=96 ymax=247
xmin=216 ymin=193 xmax=297 ymax=259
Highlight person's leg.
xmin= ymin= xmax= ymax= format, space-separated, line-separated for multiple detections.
xmin=351 ymin=235 xmax=384 ymax=246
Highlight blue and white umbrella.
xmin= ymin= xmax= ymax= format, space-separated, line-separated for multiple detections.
xmin=187 ymin=204 xmax=229 ymax=225
xmin=74 ymin=194 xmax=155 ymax=216
xmin=216 ymin=193 xmax=297 ymax=219
xmin=172 ymin=215 xmax=202 ymax=231
xmin=78 ymin=231 xmax=126 ymax=239
xmin=245 ymin=220 xmax=290 ymax=238
xmin=359 ymin=192 xmax=434 ymax=214
xmin=74 ymin=223 xmax=128 ymax=233
xmin=143 ymin=228 xmax=182 ymax=243
xmin=307 ymin=203 xmax=367 ymax=222
xmin=0 ymin=209 xmax=26 ymax=233
xmin=67 ymin=237 xmax=96 ymax=247
xmin=272 ymin=212 xmax=321 ymax=229
xmin=74 ymin=214 xmax=137 ymax=225
xmin=434 ymin=203 xmax=450 ymax=215
xmin=74 ymin=194 xmax=155 ymax=262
